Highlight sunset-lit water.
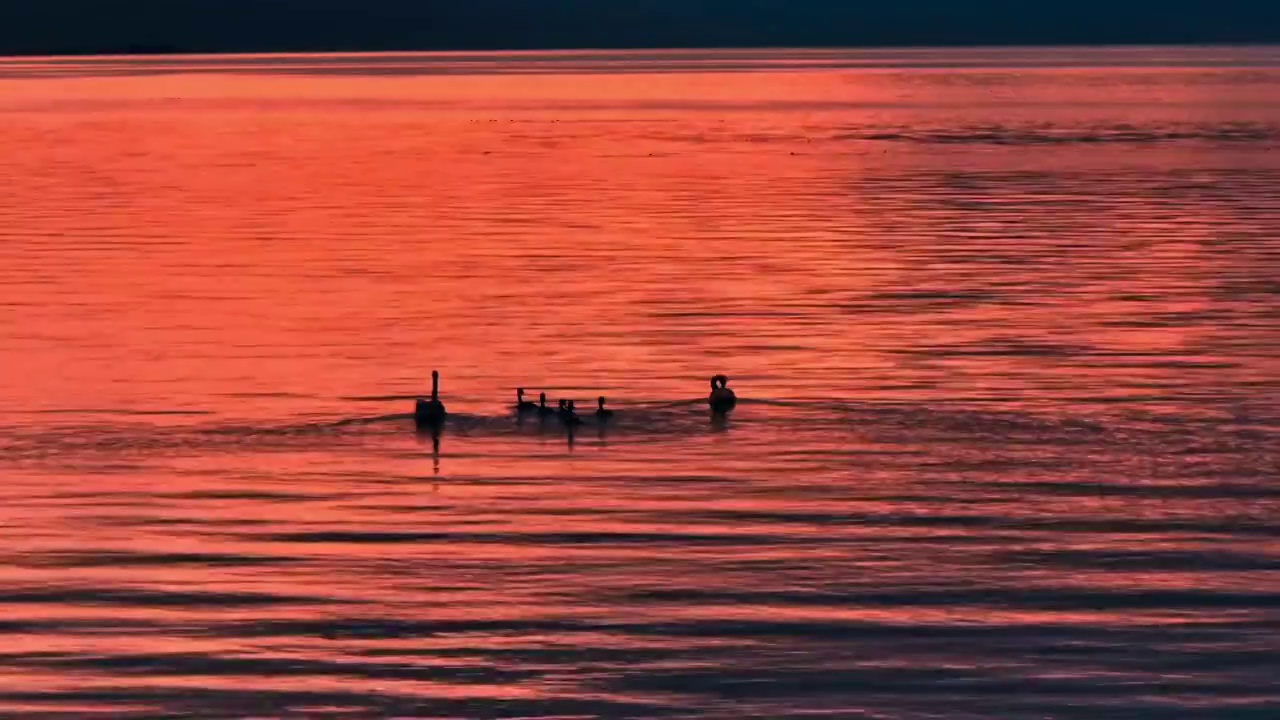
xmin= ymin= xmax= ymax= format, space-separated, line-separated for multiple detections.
xmin=1 ymin=47 xmax=1278 ymax=718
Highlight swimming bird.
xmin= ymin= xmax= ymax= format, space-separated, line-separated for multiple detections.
xmin=515 ymin=388 xmax=539 ymax=413
xmin=538 ymin=392 xmax=554 ymax=417
xmin=559 ymin=399 xmax=583 ymax=427
xmin=709 ymin=374 xmax=737 ymax=415
xmin=595 ymin=396 xmax=614 ymax=421
xmin=414 ymin=370 xmax=448 ymax=427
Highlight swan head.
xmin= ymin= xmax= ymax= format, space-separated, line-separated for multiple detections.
xmin=540 ymin=392 xmax=547 ymax=406
xmin=517 ymin=387 xmax=525 ymax=400
xmin=712 ymin=374 xmax=729 ymax=390
xmin=598 ymin=396 xmax=607 ymax=409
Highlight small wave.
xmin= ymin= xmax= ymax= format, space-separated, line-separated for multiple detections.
xmin=219 ymin=391 xmax=313 ymax=399
xmin=837 ymin=122 xmax=1279 ymax=146
xmin=12 ymin=651 xmax=537 ymax=684
xmin=17 ymin=551 xmax=302 ymax=569
xmin=259 ymin=530 xmax=793 ymax=547
xmin=623 ymin=586 xmax=1280 ymax=611
xmin=0 ymin=586 xmax=337 ymax=608
xmin=25 ymin=408 xmax=215 ymax=417
xmin=0 ymin=685 xmax=663 ymax=720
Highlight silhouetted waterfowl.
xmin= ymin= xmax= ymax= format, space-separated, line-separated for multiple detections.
xmin=414 ymin=370 xmax=448 ymax=427
xmin=709 ymin=374 xmax=737 ymax=414
xmin=538 ymin=392 xmax=554 ymax=417
xmin=515 ymin=388 xmax=539 ymax=413
xmin=596 ymin=396 xmax=614 ymax=421
xmin=559 ymin=399 xmax=583 ymax=427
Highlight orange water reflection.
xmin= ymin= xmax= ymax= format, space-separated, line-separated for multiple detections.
xmin=0 ymin=49 xmax=1278 ymax=718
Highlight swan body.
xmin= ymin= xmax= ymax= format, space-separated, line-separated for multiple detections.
xmin=595 ymin=396 xmax=614 ymax=422
xmin=515 ymin=388 xmax=539 ymax=413
xmin=537 ymin=392 xmax=555 ymax=417
xmin=708 ymin=374 xmax=737 ymax=414
xmin=415 ymin=370 xmax=448 ymax=427
xmin=558 ymin=399 xmax=583 ymax=427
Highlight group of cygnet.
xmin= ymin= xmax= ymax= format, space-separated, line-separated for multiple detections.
xmin=513 ymin=388 xmax=608 ymax=427
xmin=413 ymin=371 xmax=737 ymax=429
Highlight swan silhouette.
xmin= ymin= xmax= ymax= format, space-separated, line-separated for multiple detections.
xmin=515 ymin=388 xmax=539 ymax=413
xmin=708 ymin=374 xmax=737 ymax=415
xmin=595 ymin=396 xmax=614 ymax=422
xmin=414 ymin=370 xmax=448 ymax=427
xmin=559 ymin=399 xmax=583 ymax=427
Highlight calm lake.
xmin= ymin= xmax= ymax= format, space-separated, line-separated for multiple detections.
xmin=1 ymin=47 xmax=1278 ymax=718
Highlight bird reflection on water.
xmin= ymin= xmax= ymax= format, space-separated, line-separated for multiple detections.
xmin=414 ymin=424 xmax=442 ymax=479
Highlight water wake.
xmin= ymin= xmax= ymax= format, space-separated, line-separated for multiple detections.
xmin=1 ymin=397 xmax=1274 ymax=469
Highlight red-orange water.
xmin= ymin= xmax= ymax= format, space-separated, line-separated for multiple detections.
xmin=1 ymin=48 xmax=1278 ymax=718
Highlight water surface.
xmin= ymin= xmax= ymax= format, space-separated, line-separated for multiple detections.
xmin=1 ymin=47 xmax=1278 ymax=718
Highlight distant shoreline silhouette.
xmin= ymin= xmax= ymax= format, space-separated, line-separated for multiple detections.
xmin=2 ymin=1 xmax=1277 ymax=58
xmin=4 ymin=39 xmax=1277 ymax=60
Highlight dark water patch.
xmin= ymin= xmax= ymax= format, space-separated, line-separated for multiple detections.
xmin=183 ymin=616 xmax=1278 ymax=644
xmin=0 ymin=687 xmax=675 ymax=720
xmin=199 ymin=617 xmax=591 ymax=640
xmin=1086 ymin=358 xmax=1240 ymax=371
xmin=336 ymin=502 xmax=456 ymax=515
xmin=618 ymin=618 xmax=1278 ymax=645
xmin=749 ymin=447 xmax=925 ymax=461
xmin=18 ymin=551 xmax=303 ymax=569
xmin=25 ymin=490 xmax=185 ymax=502
xmin=668 ymin=507 xmax=1003 ymax=528
xmin=996 ymin=549 xmax=1280 ymax=572
xmin=1135 ymin=648 xmax=1280 ymax=673
xmin=910 ymin=456 xmax=1093 ymax=474
xmin=852 ymin=512 xmax=1280 ymax=538
xmin=363 ymin=644 xmax=689 ymax=665
xmin=0 ymin=618 xmax=168 ymax=635
xmin=79 ymin=515 xmax=278 ymax=528
xmin=16 ymin=652 xmax=537 ymax=684
xmin=839 ymin=123 xmax=1280 ymax=146
xmin=561 ymin=473 xmax=740 ymax=486
xmin=864 ymin=289 xmax=1014 ymax=308
xmin=261 ymin=530 xmax=799 ymax=547
xmin=992 ymin=704 xmax=1280 ymax=720
xmin=0 ymin=587 xmax=339 ymax=608
xmin=610 ymin=665 xmax=1256 ymax=699
xmin=624 ymin=587 xmax=1280 ymax=611
xmin=952 ymin=480 xmax=1280 ymax=500
xmin=174 ymin=489 xmax=328 ymax=502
